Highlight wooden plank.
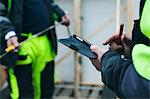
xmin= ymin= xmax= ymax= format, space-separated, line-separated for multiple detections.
xmin=55 ymin=52 xmax=71 ymax=65
xmin=54 ymin=83 xmax=109 ymax=98
xmin=60 ymin=88 xmax=73 ymax=96
xmin=54 ymin=87 xmax=61 ymax=96
xmin=80 ymin=89 xmax=90 ymax=98
xmin=126 ymin=0 xmax=133 ymax=38
xmin=116 ymin=0 xmax=120 ymax=31
xmin=74 ymin=0 xmax=82 ymax=99
xmin=89 ymin=86 xmax=102 ymax=98
xmin=73 ymin=52 xmax=80 ymax=99
xmin=55 ymin=87 xmax=64 ymax=96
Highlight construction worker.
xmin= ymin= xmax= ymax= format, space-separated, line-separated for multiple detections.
xmin=90 ymin=0 xmax=150 ymax=98
xmin=0 ymin=0 xmax=70 ymax=98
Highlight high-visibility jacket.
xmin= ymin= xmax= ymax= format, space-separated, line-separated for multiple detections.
xmin=100 ymin=0 xmax=150 ymax=98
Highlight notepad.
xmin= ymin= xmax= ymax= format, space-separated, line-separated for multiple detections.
xmin=58 ymin=35 xmax=97 ymax=59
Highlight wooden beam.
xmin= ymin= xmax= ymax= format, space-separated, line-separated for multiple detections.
xmin=127 ymin=0 xmax=133 ymax=38
xmin=56 ymin=52 xmax=71 ymax=65
xmin=116 ymin=0 xmax=120 ymax=31
xmin=74 ymin=0 xmax=81 ymax=36
xmin=74 ymin=0 xmax=82 ymax=98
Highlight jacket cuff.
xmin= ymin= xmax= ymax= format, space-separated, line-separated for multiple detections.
xmin=5 ymin=31 xmax=16 ymax=40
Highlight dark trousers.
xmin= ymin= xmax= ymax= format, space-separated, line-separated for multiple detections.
xmin=8 ymin=61 xmax=55 ymax=99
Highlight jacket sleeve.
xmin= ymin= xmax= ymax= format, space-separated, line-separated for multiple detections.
xmin=121 ymin=63 xmax=150 ymax=98
xmin=100 ymin=50 xmax=132 ymax=97
xmin=0 ymin=1 xmax=16 ymax=37
xmin=0 ymin=1 xmax=16 ymax=54
xmin=51 ymin=1 xmax=65 ymax=21
xmin=100 ymin=50 xmax=150 ymax=98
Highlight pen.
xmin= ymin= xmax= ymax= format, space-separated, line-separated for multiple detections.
xmin=118 ymin=24 xmax=124 ymax=45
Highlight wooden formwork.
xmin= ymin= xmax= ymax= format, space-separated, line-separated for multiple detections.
xmin=53 ymin=83 xmax=116 ymax=99
xmin=55 ymin=0 xmax=133 ymax=98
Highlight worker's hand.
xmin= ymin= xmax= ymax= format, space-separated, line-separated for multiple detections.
xmin=103 ymin=33 xmax=124 ymax=52
xmin=90 ymin=45 xmax=107 ymax=71
xmin=103 ymin=33 xmax=122 ymax=45
xmin=7 ymin=36 xmax=19 ymax=51
xmin=61 ymin=14 xmax=70 ymax=26
xmin=121 ymin=34 xmax=132 ymax=57
xmin=103 ymin=33 xmax=132 ymax=57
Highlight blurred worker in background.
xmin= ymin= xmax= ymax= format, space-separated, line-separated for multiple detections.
xmin=0 ymin=65 xmax=7 ymax=89
xmin=0 ymin=65 xmax=9 ymax=99
xmin=90 ymin=0 xmax=150 ymax=98
xmin=0 ymin=0 xmax=70 ymax=98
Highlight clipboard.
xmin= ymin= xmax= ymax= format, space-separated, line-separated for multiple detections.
xmin=58 ymin=35 xmax=97 ymax=59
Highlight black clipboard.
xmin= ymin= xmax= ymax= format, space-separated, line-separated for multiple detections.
xmin=58 ymin=35 xmax=97 ymax=59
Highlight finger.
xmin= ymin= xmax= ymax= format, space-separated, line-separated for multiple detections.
xmin=90 ymin=45 xmax=104 ymax=60
xmin=7 ymin=40 xmax=12 ymax=47
xmin=115 ymin=45 xmax=123 ymax=50
xmin=121 ymin=34 xmax=132 ymax=46
xmin=90 ymin=45 xmax=97 ymax=50
xmin=8 ymin=37 xmax=19 ymax=48
xmin=12 ymin=37 xmax=19 ymax=47
xmin=90 ymin=45 xmax=99 ymax=53
xmin=121 ymin=34 xmax=131 ymax=41
xmin=62 ymin=15 xmax=70 ymax=26
xmin=121 ymin=34 xmax=126 ymax=41
xmin=65 ymin=15 xmax=70 ymax=20
xmin=110 ymin=46 xmax=123 ymax=51
xmin=110 ymin=42 xmax=123 ymax=50
xmin=62 ymin=15 xmax=69 ymax=22
xmin=103 ymin=34 xmax=119 ymax=45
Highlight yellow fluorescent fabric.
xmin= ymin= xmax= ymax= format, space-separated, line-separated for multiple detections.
xmin=132 ymin=44 xmax=150 ymax=80
xmin=140 ymin=0 xmax=150 ymax=39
